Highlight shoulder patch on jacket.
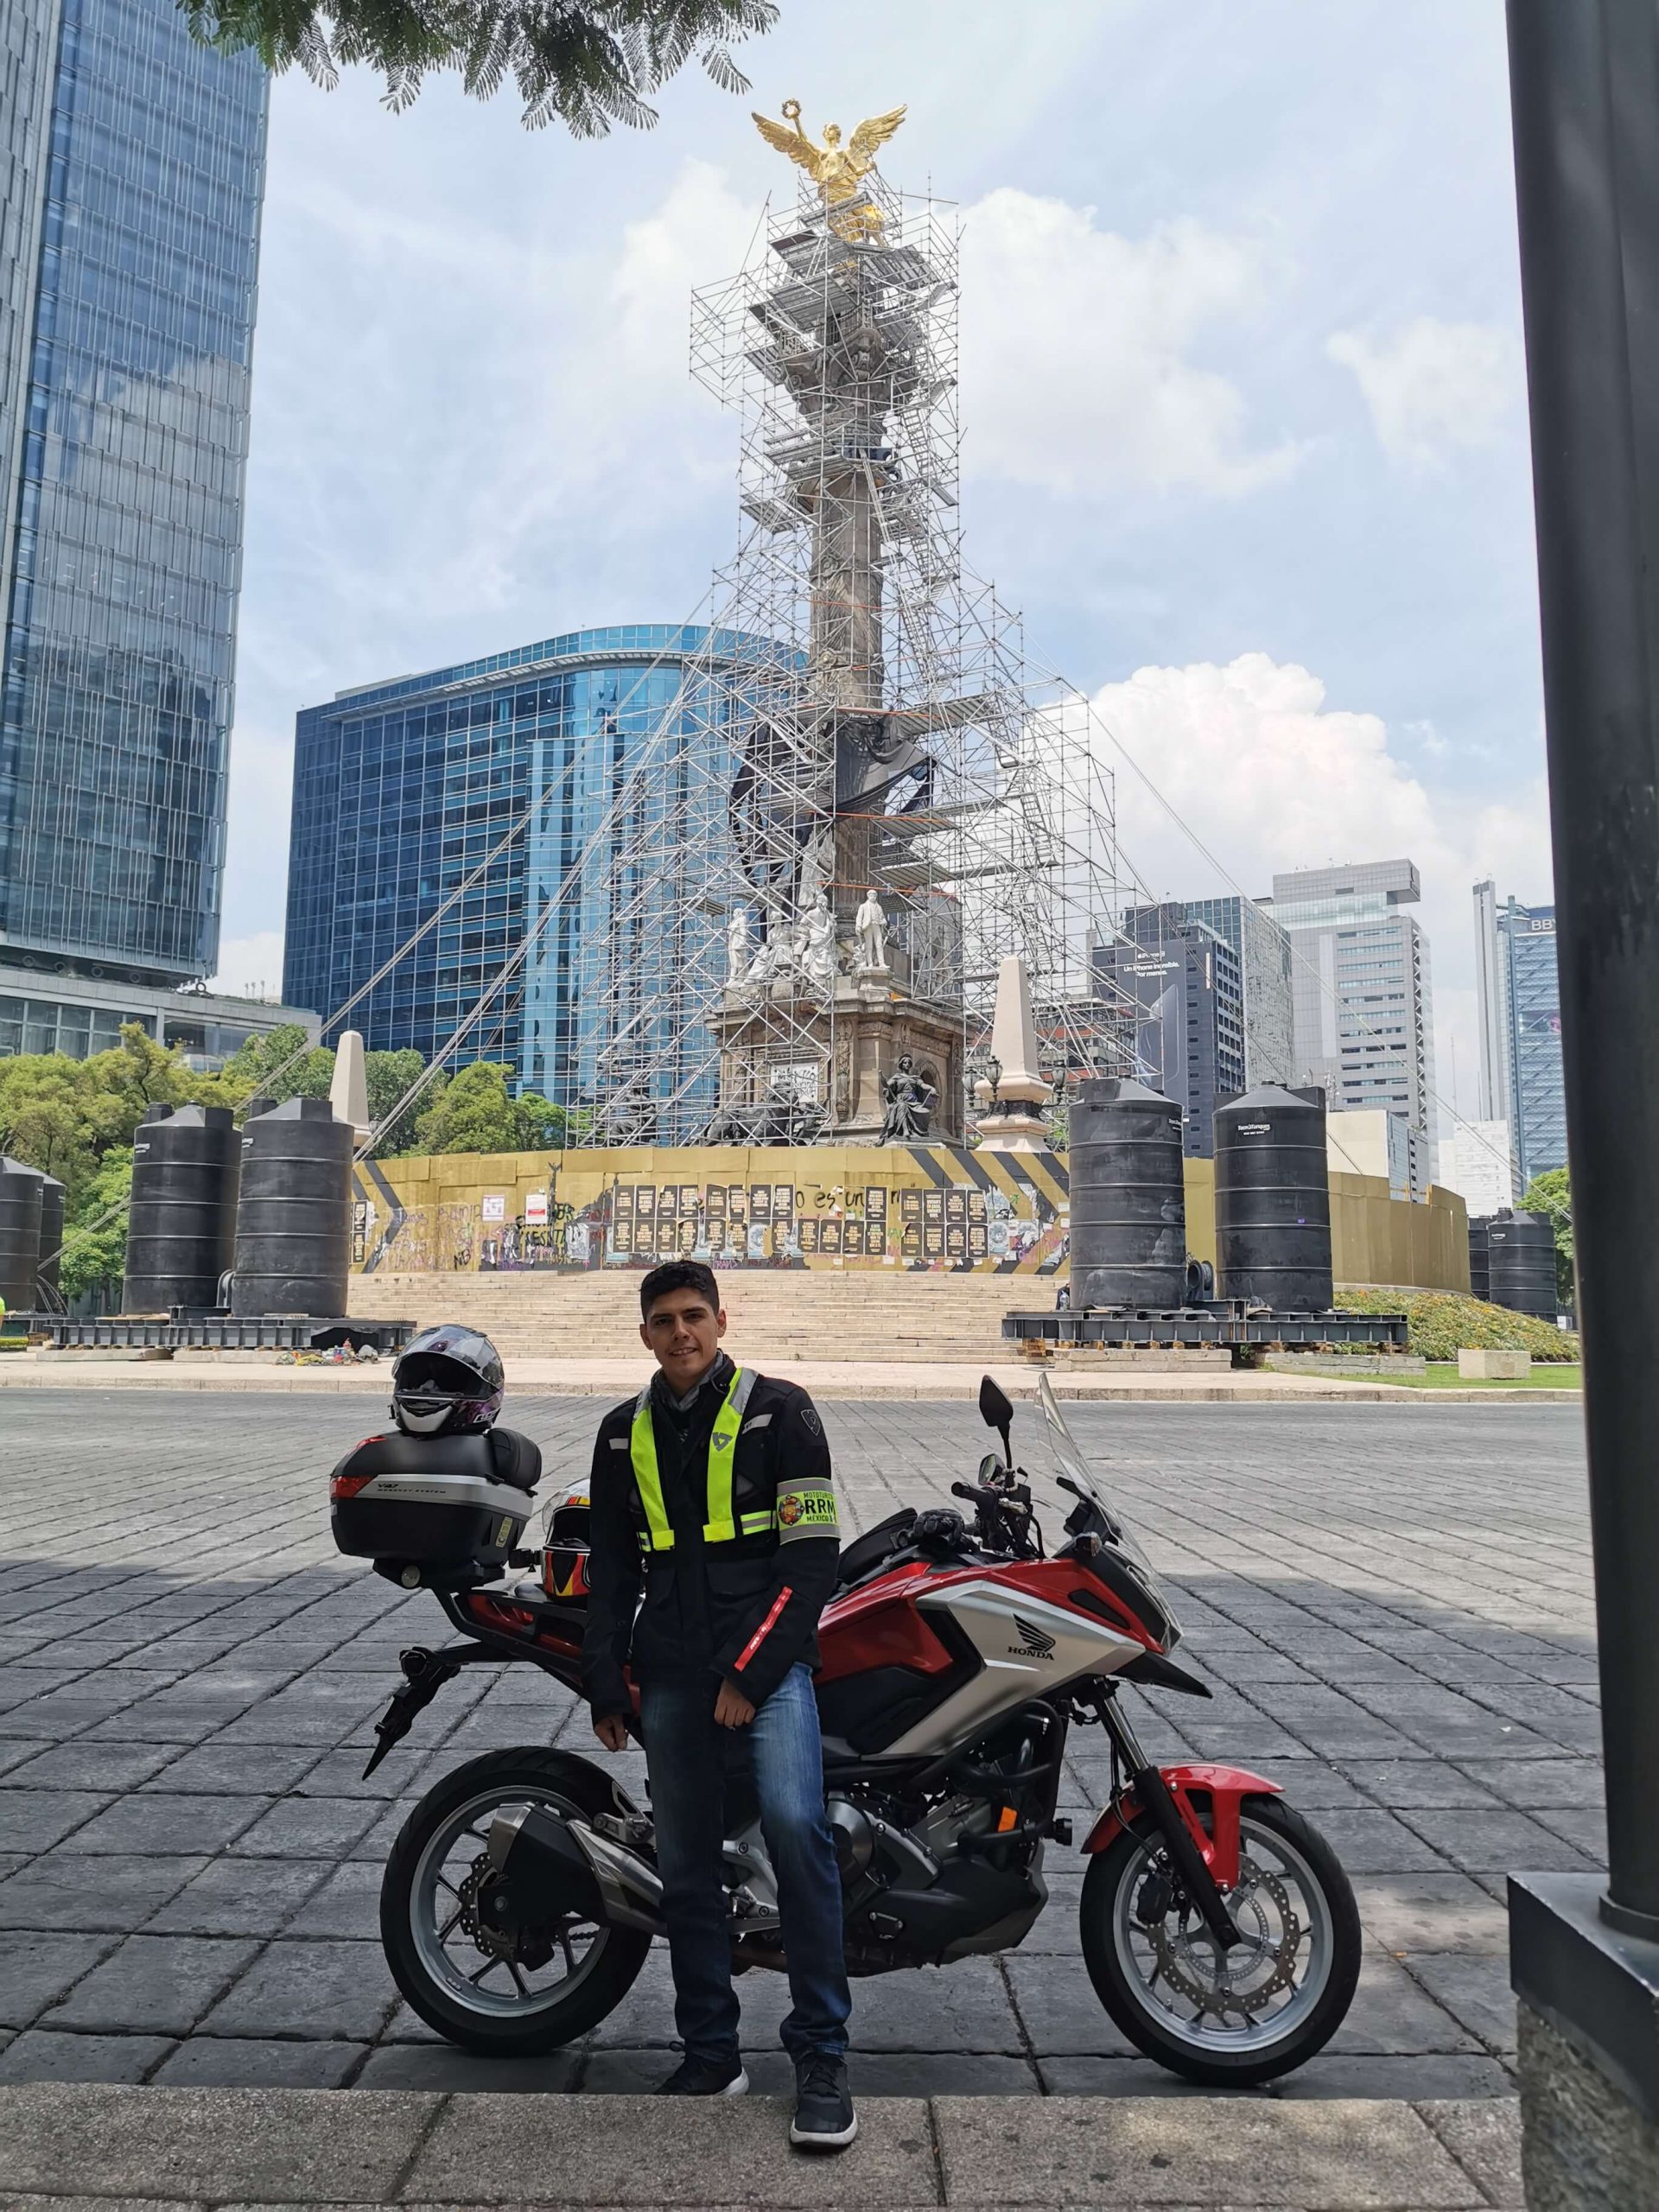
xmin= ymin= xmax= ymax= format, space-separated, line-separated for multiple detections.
xmin=799 ymin=1405 xmax=823 ymax=1438
xmin=776 ymin=1484 xmax=838 ymax=1539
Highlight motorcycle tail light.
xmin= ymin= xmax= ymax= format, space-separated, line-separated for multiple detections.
xmin=330 ymin=1471 xmax=376 ymax=1501
xmin=467 ymin=1594 xmax=537 ymax=1635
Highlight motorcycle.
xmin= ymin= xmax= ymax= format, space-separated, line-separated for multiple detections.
xmin=334 ymin=1373 xmax=1361 ymax=2087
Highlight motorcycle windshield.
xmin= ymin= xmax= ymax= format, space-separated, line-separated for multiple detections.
xmin=1036 ymin=1372 xmax=1154 ymax=1573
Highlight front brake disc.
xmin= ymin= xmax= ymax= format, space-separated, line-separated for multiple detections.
xmin=1150 ymin=1858 xmax=1302 ymax=2016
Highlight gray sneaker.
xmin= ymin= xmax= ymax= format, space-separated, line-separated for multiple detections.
xmin=656 ymin=2053 xmax=747 ymax=2096
xmin=790 ymin=2052 xmax=857 ymax=2150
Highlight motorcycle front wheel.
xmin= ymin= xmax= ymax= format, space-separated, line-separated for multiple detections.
xmin=381 ymin=1747 xmax=652 ymax=2055
xmin=1079 ymin=1793 xmax=1361 ymax=2087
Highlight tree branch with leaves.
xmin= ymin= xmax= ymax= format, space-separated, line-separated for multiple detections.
xmin=180 ymin=0 xmax=779 ymax=131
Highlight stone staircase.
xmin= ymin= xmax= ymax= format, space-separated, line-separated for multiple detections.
xmin=347 ymin=1268 xmax=1047 ymax=1362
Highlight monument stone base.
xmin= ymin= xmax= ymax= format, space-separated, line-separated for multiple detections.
xmin=1510 ymin=1873 xmax=1659 ymax=2210
xmin=711 ymin=971 xmax=963 ymax=1145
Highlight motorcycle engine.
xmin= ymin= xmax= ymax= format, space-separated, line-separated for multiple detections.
xmin=826 ymin=1796 xmax=875 ymax=1882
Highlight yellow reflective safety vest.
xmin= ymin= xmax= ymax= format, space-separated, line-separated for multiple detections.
xmin=628 ymin=1365 xmax=773 ymax=1553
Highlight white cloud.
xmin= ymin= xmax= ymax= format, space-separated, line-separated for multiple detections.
xmin=959 ymin=192 xmax=1300 ymax=499
xmin=1325 ymin=316 xmax=1516 ymax=467
xmin=209 ymin=930 xmax=288 ymax=1002
xmin=1089 ymin=651 xmax=1554 ymax=1141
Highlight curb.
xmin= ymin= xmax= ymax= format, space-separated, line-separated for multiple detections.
xmin=0 ymin=2083 xmax=1522 ymax=2209
xmin=0 ymin=1361 xmax=1580 ymax=1403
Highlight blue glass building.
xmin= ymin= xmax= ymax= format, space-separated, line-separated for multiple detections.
xmin=1473 ymin=885 xmax=1567 ymax=1188
xmin=0 ymin=0 xmax=267 ymax=987
xmin=283 ymin=626 xmax=766 ymax=1131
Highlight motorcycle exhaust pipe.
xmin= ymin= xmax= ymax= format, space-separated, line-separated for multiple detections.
xmin=486 ymin=1804 xmax=607 ymax=1923
xmin=488 ymin=1804 xmax=664 ymax=1936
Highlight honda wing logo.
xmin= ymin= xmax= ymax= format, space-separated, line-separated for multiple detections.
xmin=1009 ymin=1611 xmax=1057 ymax=1661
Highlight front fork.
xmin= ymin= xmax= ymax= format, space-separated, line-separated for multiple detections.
xmin=1096 ymin=1694 xmax=1242 ymax=1951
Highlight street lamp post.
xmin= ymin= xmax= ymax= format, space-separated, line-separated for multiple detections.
xmin=1504 ymin=0 xmax=1659 ymax=2192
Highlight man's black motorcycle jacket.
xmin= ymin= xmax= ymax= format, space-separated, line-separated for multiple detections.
xmin=582 ymin=1350 xmax=840 ymax=1720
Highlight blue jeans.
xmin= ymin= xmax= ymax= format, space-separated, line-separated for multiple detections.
xmin=639 ymin=1664 xmax=851 ymax=2067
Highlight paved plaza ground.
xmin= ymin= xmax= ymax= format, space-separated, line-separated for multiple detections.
xmin=0 ymin=1389 xmax=1599 ymax=2107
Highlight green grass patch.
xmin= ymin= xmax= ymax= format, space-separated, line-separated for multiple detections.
xmin=1401 ymin=1362 xmax=1582 ymax=1391
xmin=1337 ymin=1287 xmax=1578 ymax=1363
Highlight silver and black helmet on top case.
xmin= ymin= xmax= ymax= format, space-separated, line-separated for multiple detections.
xmin=391 ymin=1325 xmax=504 ymax=1437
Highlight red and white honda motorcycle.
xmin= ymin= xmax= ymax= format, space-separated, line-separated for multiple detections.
xmin=334 ymin=1375 xmax=1361 ymax=2087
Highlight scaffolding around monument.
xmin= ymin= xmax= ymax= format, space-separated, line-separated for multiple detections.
xmin=575 ymin=166 xmax=1134 ymax=1147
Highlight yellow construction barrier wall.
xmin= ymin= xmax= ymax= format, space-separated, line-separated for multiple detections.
xmin=1179 ymin=1159 xmax=1469 ymax=1293
xmin=351 ymin=1143 xmax=1470 ymax=1293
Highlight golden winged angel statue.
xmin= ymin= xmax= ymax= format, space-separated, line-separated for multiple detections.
xmin=752 ymin=99 xmax=907 ymax=238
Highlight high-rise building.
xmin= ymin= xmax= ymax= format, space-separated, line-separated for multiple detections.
xmin=1268 ymin=861 xmax=1436 ymax=1145
xmin=1471 ymin=883 xmax=1566 ymax=1186
xmin=283 ymin=626 xmax=769 ymax=1136
xmin=1446 ymin=1116 xmax=1519 ymax=1219
xmin=0 ymin=0 xmax=268 ymax=1014
xmin=1123 ymin=894 xmax=1295 ymax=1089
xmin=1093 ymin=905 xmax=1245 ymax=1156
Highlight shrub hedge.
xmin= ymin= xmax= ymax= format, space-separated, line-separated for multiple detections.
xmin=1336 ymin=1287 xmax=1579 ymax=1363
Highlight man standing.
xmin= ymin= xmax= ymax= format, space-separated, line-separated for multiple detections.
xmin=582 ymin=1260 xmax=855 ymax=2149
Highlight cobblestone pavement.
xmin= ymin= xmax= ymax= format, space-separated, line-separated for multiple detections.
xmin=0 ymin=1391 xmax=1597 ymax=2105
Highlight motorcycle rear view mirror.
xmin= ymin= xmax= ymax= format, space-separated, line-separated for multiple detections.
xmin=978 ymin=1375 xmax=1014 ymax=1465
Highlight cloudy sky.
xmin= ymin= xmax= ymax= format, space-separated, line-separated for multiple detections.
xmin=217 ymin=0 xmax=1553 ymax=1141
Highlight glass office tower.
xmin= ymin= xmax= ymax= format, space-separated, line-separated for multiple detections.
xmin=0 ymin=0 xmax=268 ymax=985
xmin=1472 ymin=884 xmax=1565 ymax=1186
xmin=1 ymin=0 xmax=60 ymax=642
xmin=283 ymin=626 xmax=761 ymax=1135
xmin=1123 ymin=893 xmax=1295 ymax=1090
xmin=1094 ymin=905 xmax=1246 ymax=1158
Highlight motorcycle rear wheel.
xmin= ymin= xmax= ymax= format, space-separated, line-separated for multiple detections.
xmin=381 ymin=1747 xmax=652 ymax=2056
xmin=1079 ymin=1793 xmax=1361 ymax=2087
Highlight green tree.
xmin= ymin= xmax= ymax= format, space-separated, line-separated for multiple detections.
xmin=512 ymin=1086 xmax=569 ymax=1150
xmin=0 ymin=1025 xmax=195 ymax=1207
xmin=365 ymin=1047 xmax=434 ymax=1155
xmin=1522 ymin=1166 xmax=1575 ymax=1308
xmin=58 ymin=1149 xmax=134 ymax=1302
xmin=182 ymin=0 xmax=776 ymax=132
xmin=412 ymin=1062 xmax=518 ymax=1155
xmin=0 ymin=1054 xmax=98 ymax=1190
xmin=217 ymin=1023 xmax=335 ymax=1107
xmin=410 ymin=1060 xmax=567 ymax=1155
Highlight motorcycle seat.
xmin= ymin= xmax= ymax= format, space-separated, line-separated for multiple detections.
xmin=486 ymin=1428 xmax=543 ymax=1493
xmin=834 ymin=1507 xmax=917 ymax=1591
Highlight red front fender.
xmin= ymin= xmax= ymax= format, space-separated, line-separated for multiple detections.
xmin=1081 ymin=1763 xmax=1282 ymax=1890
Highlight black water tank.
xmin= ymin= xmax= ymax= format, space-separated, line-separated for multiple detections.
xmin=1068 ymin=1077 xmax=1186 ymax=1307
xmin=1468 ymin=1217 xmax=1491 ymax=1303
xmin=0 ymin=1158 xmax=44 ymax=1316
xmin=1486 ymin=1208 xmax=1557 ymax=1319
xmin=232 ymin=1096 xmax=353 ymax=1317
xmin=124 ymin=1104 xmax=241 ymax=1313
xmin=1214 ymin=1085 xmax=1333 ymax=1313
xmin=35 ymin=1174 xmax=66 ymax=1298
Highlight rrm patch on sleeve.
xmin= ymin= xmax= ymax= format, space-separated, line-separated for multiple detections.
xmin=776 ymin=1486 xmax=839 ymax=1538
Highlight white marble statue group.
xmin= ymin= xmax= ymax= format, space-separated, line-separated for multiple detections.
xmin=727 ymin=888 xmax=889 ymax=995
